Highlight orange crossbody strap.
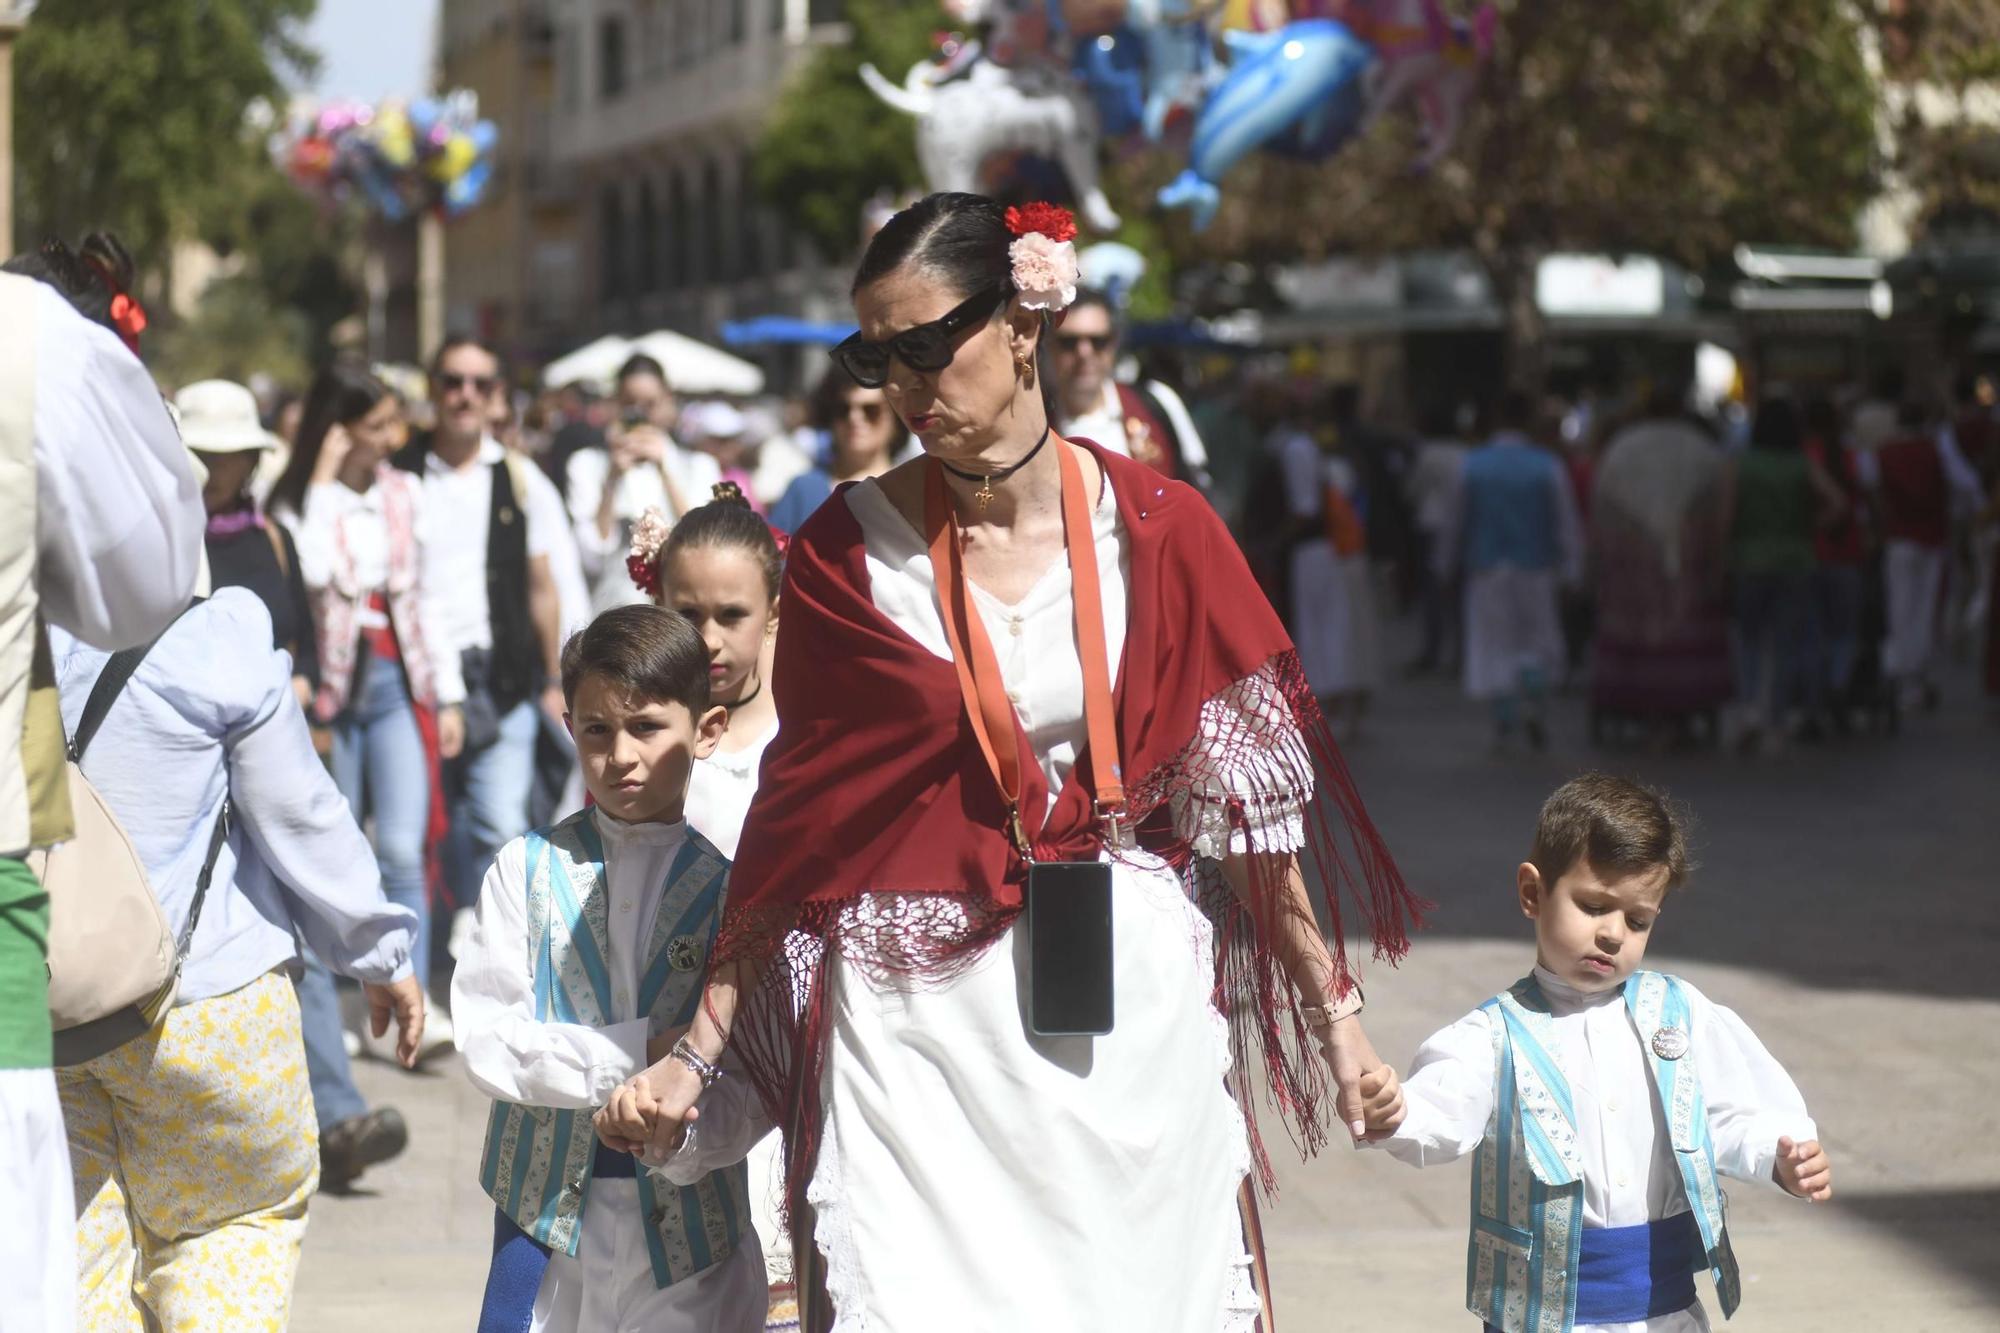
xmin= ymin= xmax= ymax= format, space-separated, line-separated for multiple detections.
xmin=922 ymin=441 xmax=1124 ymax=857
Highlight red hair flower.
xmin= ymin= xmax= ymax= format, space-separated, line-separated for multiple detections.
xmin=108 ymin=292 xmax=148 ymax=354
xmin=1004 ymin=202 xmax=1078 ymax=244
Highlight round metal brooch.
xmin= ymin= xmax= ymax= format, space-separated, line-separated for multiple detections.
xmin=1650 ymin=1025 xmax=1689 ymax=1061
xmin=667 ymin=935 xmax=705 ymax=973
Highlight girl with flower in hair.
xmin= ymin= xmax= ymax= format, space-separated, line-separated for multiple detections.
xmin=596 ymin=192 xmax=1422 ymax=1331
xmin=627 ymin=484 xmax=795 ymax=1326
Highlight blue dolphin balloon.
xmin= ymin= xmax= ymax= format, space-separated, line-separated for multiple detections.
xmin=1158 ymin=19 xmax=1375 ymax=231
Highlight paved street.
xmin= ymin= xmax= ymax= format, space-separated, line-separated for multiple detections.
xmin=293 ymin=640 xmax=2000 ymax=1331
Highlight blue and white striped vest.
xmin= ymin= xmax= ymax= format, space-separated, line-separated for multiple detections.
xmin=476 ymin=810 xmax=751 ymax=1288
xmin=1466 ymin=971 xmax=1740 ymax=1333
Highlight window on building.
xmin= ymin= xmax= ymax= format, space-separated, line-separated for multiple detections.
xmin=600 ymin=184 xmax=628 ymax=301
xmin=599 ymin=16 xmax=628 ymax=101
xmin=770 ymin=0 xmax=785 ymax=33
xmin=667 ymin=175 xmax=690 ymax=290
xmin=738 ymin=168 xmax=763 ymax=280
xmin=729 ymin=0 xmax=748 ymax=44
xmin=807 ymin=0 xmax=844 ymax=24
xmin=636 ymin=182 xmax=660 ymax=294
xmin=558 ymin=24 xmax=581 ymax=110
xmin=698 ymin=160 xmax=726 ymax=284
xmin=672 ymin=0 xmax=696 ymax=69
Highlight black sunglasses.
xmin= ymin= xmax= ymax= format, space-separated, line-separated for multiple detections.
xmin=1056 ymin=332 xmax=1115 ymax=354
xmin=439 ymin=372 xmax=500 ymax=395
xmin=834 ymin=285 xmax=1006 ymax=390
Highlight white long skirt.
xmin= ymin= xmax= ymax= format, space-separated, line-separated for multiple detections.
xmin=1462 ymin=565 xmax=1565 ymax=700
xmin=1289 ymin=537 xmax=1381 ymax=697
xmin=807 ymin=851 xmax=1261 ymax=1332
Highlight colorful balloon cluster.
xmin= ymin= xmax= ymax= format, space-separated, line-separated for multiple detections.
xmin=867 ymin=0 xmax=1496 ymax=234
xmin=273 ymin=92 xmax=499 ymax=222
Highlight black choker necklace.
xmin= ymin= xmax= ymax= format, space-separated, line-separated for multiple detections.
xmin=724 ymin=678 xmax=763 ymax=711
xmin=937 ymin=424 xmax=1052 ymax=512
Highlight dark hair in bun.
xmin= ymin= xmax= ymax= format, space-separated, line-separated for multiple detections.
xmin=661 ymin=481 xmax=783 ymax=601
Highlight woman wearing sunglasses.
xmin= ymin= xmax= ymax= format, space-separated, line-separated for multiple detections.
xmin=768 ymin=371 xmax=911 ymax=535
xmin=598 ymin=193 xmax=1420 ymax=1332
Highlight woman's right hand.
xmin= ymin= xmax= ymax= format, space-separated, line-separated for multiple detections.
xmin=311 ymin=423 xmax=354 ymax=485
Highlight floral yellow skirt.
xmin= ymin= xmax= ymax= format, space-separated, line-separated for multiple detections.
xmin=57 ymin=970 xmax=319 ymax=1332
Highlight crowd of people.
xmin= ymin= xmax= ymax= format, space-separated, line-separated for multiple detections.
xmin=1215 ymin=362 xmax=2000 ymax=754
xmin=8 ymin=196 xmax=1968 ymax=1333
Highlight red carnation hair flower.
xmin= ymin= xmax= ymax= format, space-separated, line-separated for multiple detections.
xmin=625 ymin=552 xmax=661 ymax=598
xmin=1004 ymin=202 xmax=1078 ymax=244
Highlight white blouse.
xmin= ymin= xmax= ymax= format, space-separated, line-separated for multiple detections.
xmin=282 ymin=478 xmax=466 ymax=705
xmin=683 ymin=719 xmax=778 ymax=862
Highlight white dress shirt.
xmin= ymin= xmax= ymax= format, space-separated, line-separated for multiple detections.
xmin=565 ymin=444 xmax=723 ymax=613
xmin=1375 ymin=965 xmax=1819 ymax=1333
xmin=414 ymin=437 xmax=572 ymax=657
xmin=51 ymin=590 xmax=414 ymax=1001
xmin=31 ymin=282 xmax=204 ymax=649
xmin=284 ymin=479 xmax=467 ymax=705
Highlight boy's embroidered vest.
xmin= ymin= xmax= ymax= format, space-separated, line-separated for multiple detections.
xmin=1466 ymin=971 xmax=1740 ymax=1333
xmin=477 ymin=811 xmax=750 ymax=1288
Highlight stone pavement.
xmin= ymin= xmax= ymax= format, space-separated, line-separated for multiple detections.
xmin=293 ymin=655 xmax=2000 ymax=1331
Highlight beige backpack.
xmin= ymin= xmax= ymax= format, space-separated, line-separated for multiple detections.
xmin=29 ymin=613 xmax=229 ymax=1066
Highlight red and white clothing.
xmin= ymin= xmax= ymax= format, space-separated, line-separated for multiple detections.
xmin=1060 ymin=379 xmax=1210 ymax=485
xmin=282 ymin=467 xmax=465 ymax=717
xmin=800 ymin=473 xmax=1263 ymax=1330
xmin=714 ymin=444 xmax=1418 ymax=1331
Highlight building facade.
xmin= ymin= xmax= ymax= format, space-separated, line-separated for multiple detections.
xmin=441 ymin=0 xmax=851 ymax=375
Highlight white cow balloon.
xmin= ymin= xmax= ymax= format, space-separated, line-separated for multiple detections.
xmin=859 ymin=58 xmax=1124 ymax=234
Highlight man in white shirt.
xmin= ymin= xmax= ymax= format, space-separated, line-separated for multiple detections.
xmin=392 ymin=337 xmax=576 ymax=966
xmin=1053 ymin=289 xmax=1211 ymax=490
xmin=1 ymin=268 xmax=206 ymax=1333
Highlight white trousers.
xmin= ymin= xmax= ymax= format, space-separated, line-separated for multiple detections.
xmin=530 ymin=1179 xmax=766 ymax=1333
xmin=0 ymin=1067 xmax=75 ymax=1333
xmin=1882 ymin=540 xmax=1946 ymax=681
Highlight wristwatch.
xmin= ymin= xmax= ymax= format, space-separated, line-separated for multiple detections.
xmin=1301 ymin=984 xmax=1365 ymax=1031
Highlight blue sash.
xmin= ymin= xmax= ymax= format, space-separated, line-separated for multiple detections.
xmin=1483 ymin=1213 xmax=1701 ymax=1329
xmin=477 ymin=1143 xmax=642 ymax=1332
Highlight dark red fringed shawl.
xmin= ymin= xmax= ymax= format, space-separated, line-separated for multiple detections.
xmin=716 ymin=441 xmax=1423 ymax=1255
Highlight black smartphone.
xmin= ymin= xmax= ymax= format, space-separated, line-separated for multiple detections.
xmin=1025 ymin=861 xmax=1114 ymax=1037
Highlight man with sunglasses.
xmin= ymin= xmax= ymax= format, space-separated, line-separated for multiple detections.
xmin=1052 ymin=288 xmax=1210 ymax=491
xmin=393 ymin=337 xmax=576 ymax=988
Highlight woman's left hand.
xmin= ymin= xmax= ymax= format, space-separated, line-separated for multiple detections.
xmin=438 ymin=705 xmax=465 ymax=761
xmin=1315 ymin=1013 xmax=1384 ymax=1143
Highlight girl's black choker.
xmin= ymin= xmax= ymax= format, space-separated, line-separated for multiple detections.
xmin=723 ymin=677 xmax=763 ymax=711
xmin=937 ymin=423 xmax=1052 ymax=511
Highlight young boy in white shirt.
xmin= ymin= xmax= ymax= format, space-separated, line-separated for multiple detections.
xmin=1358 ymin=773 xmax=1832 ymax=1333
xmin=453 ymin=605 xmax=766 ymax=1333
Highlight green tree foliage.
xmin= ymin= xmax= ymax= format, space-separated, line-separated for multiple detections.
xmin=1124 ymin=0 xmax=1881 ymax=367
xmin=751 ymin=0 xmax=936 ymax=262
xmin=12 ymin=0 xmax=316 ymax=263
xmin=1875 ymin=0 xmax=2000 ymax=234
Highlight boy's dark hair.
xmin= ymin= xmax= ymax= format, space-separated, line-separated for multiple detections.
xmin=560 ymin=605 xmax=710 ymax=715
xmin=1531 ymin=773 xmax=1693 ymax=892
